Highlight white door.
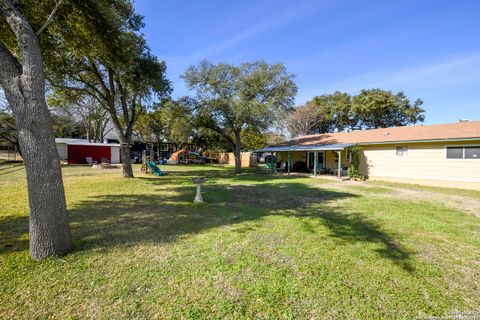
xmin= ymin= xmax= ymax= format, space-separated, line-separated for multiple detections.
xmin=111 ymin=146 xmax=120 ymax=164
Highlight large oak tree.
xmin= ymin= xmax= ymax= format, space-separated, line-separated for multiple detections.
xmin=46 ymin=3 xmax=171 ymax=178
xmin=288 ymin=89 xmax=425 ymax=137
xmin=0 ymin=0 xmax=71 ymax=259
xmin=183 ymin=60 xmax=297 ymax=173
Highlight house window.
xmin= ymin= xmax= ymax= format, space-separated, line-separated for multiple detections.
xmin=448 ymin=146 xmax=480 ymax=159
xmin=465 ymin=146 xmax=480 ymax=159
xmin=396 ymin=146 xmax=408 ymax=156
xmin=160 ymin=144 xmax=169 ymax=151
xmin=446 ymin=147 xmax=464 ymax=159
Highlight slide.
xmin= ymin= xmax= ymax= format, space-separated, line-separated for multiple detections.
xmin=146 ymin=161 xmax=165 ymax=176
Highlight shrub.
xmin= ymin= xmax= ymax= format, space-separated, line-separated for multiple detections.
xmin=348 ymin=145 xmax=363 ymax=180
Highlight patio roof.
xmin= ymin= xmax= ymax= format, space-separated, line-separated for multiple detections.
xmin=256 ymin=143 xmax=354 ymax=152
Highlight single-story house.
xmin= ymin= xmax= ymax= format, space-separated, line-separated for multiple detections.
xmin=55 ymin=138 xmax=121 ymax=164
xmin=257 ymin=120 xmax=480 ymax=187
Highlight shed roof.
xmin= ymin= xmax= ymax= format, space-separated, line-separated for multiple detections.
xmin=55 ymin=138 xmax=120 ymax=147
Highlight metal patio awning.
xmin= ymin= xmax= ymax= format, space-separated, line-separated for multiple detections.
xmin=256 ymin=143 xmax=354 ymax=153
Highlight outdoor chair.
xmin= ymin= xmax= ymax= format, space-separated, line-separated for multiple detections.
xmin=266 ymin=162 xmax=276 ymax=173
xmin=86 ymin=157 xmax=97 ymax=165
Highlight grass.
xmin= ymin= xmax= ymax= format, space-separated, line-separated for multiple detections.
xmin=367 ymin=180 xmax=480 ymax=198
xmin=0 ymin=163 xmax=479 ymax=319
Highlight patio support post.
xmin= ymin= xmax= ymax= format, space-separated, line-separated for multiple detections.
xmin=313 ymin=151 xmax=318 ymax=177
xmin=337 ymin=150 xmax=342 ymax=179
xmin=274 ymin=152 xmax=277 ymax=173
xmin=287 ymin=151 xmax=291 ymax=175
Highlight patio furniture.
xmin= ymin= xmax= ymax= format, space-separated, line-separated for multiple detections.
xmin=277 ymin=161 xmax=287 ymax=173
xmin=86 ymin=157 xmax=97 ymax=165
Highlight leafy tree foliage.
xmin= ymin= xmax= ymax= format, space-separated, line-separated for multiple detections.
xmin=0 ymin=110 xmax=19 ymax=154
xmin=136 ymin=98 xmax=194 ymax=151
xmin=347 ymin=145 xmax=363 ymax=180
xmin=50 ymin=112 xmax=86 ymax=139
xmin=0 ymin=0 xmax=170 ymax=257
xmin=351 ymin=89 xmax=425 ymax=129
xmin=288 ymin=91 xmax=352 ymax=137
xmin=288 ymin=89 xmax=424 ymax=137
xmin=43 ymin=0 xmax=171 ymax=177
xmin=240 ymin=127 xmax=268 ymax=151
xmin=183 ymin=60 xmax=297 ymax=173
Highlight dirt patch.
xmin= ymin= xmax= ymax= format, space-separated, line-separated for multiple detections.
xmin=319 ymin=181 xmax=480 ymax=217
xmin=386 ymin=188 xmax=480 ymax=217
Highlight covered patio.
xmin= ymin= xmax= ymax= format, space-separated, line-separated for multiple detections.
xmin=256 ymin=143 xmax=353 ymax=178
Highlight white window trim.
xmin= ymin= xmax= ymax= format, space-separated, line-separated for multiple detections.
xmin=445 ymin=144 xmax=480 ymax=160
xmin=160 ymin=144 xmax=169 ymax=151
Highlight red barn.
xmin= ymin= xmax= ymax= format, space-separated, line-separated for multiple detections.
xmin=55 ymin=138 xmax=121 ymax=164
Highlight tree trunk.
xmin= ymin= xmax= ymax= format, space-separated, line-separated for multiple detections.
xmin=120 ymin=142 xmax=134 ymax=178
xmin=0 ymin=0 xmax=71 ymax=259
xmin=114 ymin=125 xmax=134 ymax=178
xmin=17 ymin=93 xmax=72 ymax=259
xmin=15 ymin=140 xmax=22 ymax=158
xmin=233 ymin=131 xmax=242 ymax=174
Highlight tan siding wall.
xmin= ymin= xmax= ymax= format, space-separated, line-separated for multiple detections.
xmin=277 ymin=151 xmax=307 ymax=163
xmin=359 ymin=141 xmax=480 ymax=182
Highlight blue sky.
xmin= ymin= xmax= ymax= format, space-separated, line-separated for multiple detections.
xmin=134 ymin=0 xmax=480 ymax=124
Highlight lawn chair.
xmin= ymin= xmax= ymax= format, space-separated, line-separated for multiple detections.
xmin=86 ymin=157 xmax=97 ymax=165
xmin=277 ymin=161 xmax=287 ymax=173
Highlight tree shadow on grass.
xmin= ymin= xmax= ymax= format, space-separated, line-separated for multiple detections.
xmin=0 ymin=172 xmax=415 ymax=272
xmin=138 ymin=169 xmax=309 ymax=187
xmin=65 ymin=179 xmax=415 ymax=272
xmin=0 ymin=164 xmax=25 ymax=176
xmin=0 ymin=215 xmax=28 ymax=255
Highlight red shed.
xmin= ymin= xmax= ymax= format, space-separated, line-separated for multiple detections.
xmin=55 ymin=138 xmax=121 ymax=164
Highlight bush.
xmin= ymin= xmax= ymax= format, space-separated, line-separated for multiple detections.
xmin=348 ymin=145 xmax=363 ymax=180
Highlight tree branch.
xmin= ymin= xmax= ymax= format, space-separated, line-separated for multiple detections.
xmin=0 ymin=43 xmax=24 ymax=112
xmin=36 ymin=0 xmax=64 ymax=35
xmin=87 ymin=59 xmax=110 ymax=97
xmin=0 ymin=0 xmax=42 ymax=74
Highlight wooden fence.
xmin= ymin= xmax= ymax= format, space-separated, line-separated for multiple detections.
xmin=205 ymin=151 xmax=256 ymax=167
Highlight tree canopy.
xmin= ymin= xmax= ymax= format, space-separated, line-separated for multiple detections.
xmin=39 ymin=0 xmax=171 ymax=177
xmin=136 ymin=97 xmax=194 ymax=150
xmin=288 ymin=89 xmax=425 ymax=137
xmin=183 ymin=60 xmax=297 ymax=173
xmin=351 ymin=89 xmax=425 ymax=129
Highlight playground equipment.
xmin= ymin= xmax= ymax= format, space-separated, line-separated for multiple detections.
xmin=146 ymin=161 xmax=165 ymax=176
xmin=141 ymin=150 xmax=165 ymax=176
xmin=191 ymin=177 xmax=207 ymax=203
xmin=256 ymin=153 xmax=277 ymax=173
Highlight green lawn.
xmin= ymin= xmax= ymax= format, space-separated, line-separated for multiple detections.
xmin=0 ymin=164 xmax=479 ymax=319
